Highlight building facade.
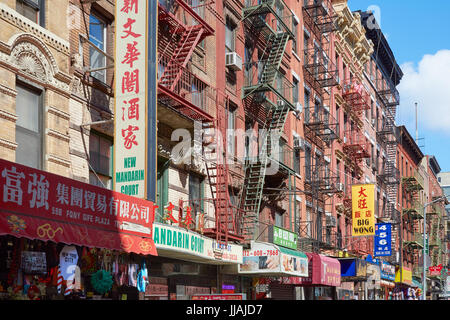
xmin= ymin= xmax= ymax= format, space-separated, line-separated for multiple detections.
xmin=0 ymin=0 xmax=448 ymax=300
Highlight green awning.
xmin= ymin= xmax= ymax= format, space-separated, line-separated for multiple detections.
xmin=411 ymin=278 xmax=423 ymax=289
xmin=279 ymin=246 xmax=307 ymax=259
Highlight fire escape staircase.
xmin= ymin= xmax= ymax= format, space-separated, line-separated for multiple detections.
xmin=157 ymin=0 xmax=214 ymax=122
xmin=240 ymin=102 xmax=291 ymax=242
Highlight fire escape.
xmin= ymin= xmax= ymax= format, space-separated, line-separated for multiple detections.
xmin=428 ymin=200 xmax=445 ymax=285
xmin=402 ymin=168 xmax=424 ymax=272
xmin=239 ymin=0 xmax=296 ymax=243
xmin=158 ymin=1 xmax=242 ymax=244
xmin=299 ymin=0 xmax=341 ymax=254
xmin=376 ymin=78 xmax=401 ymax=223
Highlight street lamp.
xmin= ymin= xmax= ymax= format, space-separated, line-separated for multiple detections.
xmin=422 ymin=195 xmax=449 ymax=300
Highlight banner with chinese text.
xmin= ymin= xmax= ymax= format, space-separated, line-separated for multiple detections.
xmin=374 ymin=223 xmax=392 ymax=256
xmin=114 ymin=0 xmax=151 ymax=199
xmin=351 ymin=184 xmax=375 ymax=236
xmin=0 ymin=158 xmax=157 ymax=255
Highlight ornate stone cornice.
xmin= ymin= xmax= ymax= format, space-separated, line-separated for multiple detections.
xmin=0 ymin=34 xmax=72 ymax=95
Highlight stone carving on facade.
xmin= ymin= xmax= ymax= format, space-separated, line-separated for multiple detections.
xmin=0 ymin=33 xmax=71 ymax=92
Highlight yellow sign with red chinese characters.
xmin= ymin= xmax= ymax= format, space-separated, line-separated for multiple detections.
xmin=351 ymin=184 xmax=375 ymax=236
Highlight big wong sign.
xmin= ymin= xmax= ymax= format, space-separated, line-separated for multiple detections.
xmin=114 ymin=0 xmax=158 ymax=201
xmin=0 ymin=159 xmax=157 ymax=255
xmin=351 ymin=184 xmax=375 ymax=236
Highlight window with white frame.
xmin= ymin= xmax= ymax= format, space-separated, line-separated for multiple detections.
xmin=89 ymin=12 xmax=108 ymax=82
xmin=15 ymin=82 xmax=43 ymax=169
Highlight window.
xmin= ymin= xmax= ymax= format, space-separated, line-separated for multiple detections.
xmin=189 ymin=173 xmax=204 ymax=218
xmin=275 ymin=211 xmax=284 ymax=228
xmin=89 ymin=132 xmax=113 ymax=189
xmin=292 ymin=18 xmax=298 ymax=55
xmin=89 ymin=12 xmax=107 ymax=82
xmin=304 ymin=89 xmax=310 ymax=122
xmin=225 ymin=17 xmax=236 ymax=53
xmin=16 ymin=0 xmax=44 ymax=26
xmin=156 ymin=159 xmax=169 ymax=223
xmin=15 ymin=82 xmax=43 ymax=169
xmin=227 ymin=104 xmax=237 ymax=158
xmin=304 ymin=32 xmax=309 ymax=62
xmin=293 ymin=77 xmax=299 ymax=104
xmin=294 ymin=149 xmax=301 ymax=175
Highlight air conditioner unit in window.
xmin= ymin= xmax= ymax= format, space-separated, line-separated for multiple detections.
xmin=294 ymin=137 xmax=304 ymax=150
xmin=371 ymin=118 xmax=376 ymax=127
xmin=326 ymin=215 xmax=337 ymax=227
xmin=295 ymin=102 xmax=303 ymax=113
xmin=336 ymin=183 xmax=345 ymax=192
xmin=277 ymin=99 xmax=285 ymax=107
xmin=225 ymin=52 xmax=242 ymax=71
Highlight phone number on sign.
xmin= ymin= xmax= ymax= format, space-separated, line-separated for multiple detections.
xmin=244 ymin=250 xmax=279 ymax=257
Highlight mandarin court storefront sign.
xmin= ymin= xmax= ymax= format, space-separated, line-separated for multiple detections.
xmin=0 ymin=158 xmax=157 ymax=255
xmin=114 ymin=0 xmax=157 ymax=199
xmin=152 ymin=223 xmax=243 ymax=264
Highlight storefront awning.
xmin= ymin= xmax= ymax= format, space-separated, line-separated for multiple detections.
xmin=380 ymin=280 xmax=395 ymax=288
xmin=0 ymin=158 xmax=157 ymax=255
xmin=284 ymin=253 xmax=341 ymax=287
xmin=338 ymin=258 xmax=368 ymax=281
xmin=152 ymin=223 xmax=243 ymax=265
xmin=222 ymin=241 xmax=308 ymax=277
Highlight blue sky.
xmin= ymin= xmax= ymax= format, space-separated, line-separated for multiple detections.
xmin=347 ymin=0 xmax=450 ymax=172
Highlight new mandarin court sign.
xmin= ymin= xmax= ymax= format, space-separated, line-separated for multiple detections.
xmin=351 ymin=184 xmax=375 ymax=236
xmin=114 ymin=0 xmax=157 ymax=200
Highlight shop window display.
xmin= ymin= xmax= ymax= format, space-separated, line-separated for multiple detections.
xmin=0 ymin=236 xmax=150 ymax=300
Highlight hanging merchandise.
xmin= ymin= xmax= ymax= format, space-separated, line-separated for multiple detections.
xmin=128 ymin=263 xmax=138 ymax=287
xmin=91 ymin=270 xmax=113 ymax=295
xmin=59 ymin=245 xmax=79 ymax=281
xmin=81 ymin=247 xmax=96 ymax=274
xmin=136 ymin=262 xmax=148 ymax=293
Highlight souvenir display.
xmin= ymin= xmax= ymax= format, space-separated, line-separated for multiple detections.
xmin=0 ymin=236 xmax=153 ymax=300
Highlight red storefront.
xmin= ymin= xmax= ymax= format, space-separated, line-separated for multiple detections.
xmin=0 ymin=158 xmax=157 ymax=300
xmin=284 ymin=253 xmax=341 ymax=300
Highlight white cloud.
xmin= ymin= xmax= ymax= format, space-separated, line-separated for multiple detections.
xmin=397 ymin=50 xmax=450 ymax=135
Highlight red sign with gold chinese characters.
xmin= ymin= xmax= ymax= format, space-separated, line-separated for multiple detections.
xmin=0 ymin=158 xmax=157 ymax=255
xmin=351 ymin=184 xmax=375 ymax=236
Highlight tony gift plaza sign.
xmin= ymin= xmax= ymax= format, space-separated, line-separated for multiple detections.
xmin=0 ymin=159 xmax=157 ymax=255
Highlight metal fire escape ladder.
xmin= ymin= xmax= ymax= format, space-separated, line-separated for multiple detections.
xmin=240 ymin=102 xmax=291 ymax=241
xmin=202 ymin=92 xmax=237 ymax=243
xmin=239 ymin=0 xmax=294 ymax=243
xmin=158 ymin=25 xmax=205 ymax=90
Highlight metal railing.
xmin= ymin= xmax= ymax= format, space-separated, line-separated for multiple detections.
xmin=243 ymin=0 xmax=294 ymax=36
xmin=243 ymin=61 xmax=294 ymax=106
xmin=402 ymin=199 xmax=424 ymax=219
xmin=402 ymin=169 xmax=425 ymax=191
xmin=158 ymin=54 xmax=213 ymax=115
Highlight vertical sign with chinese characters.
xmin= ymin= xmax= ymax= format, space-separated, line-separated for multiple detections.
xmin=374 ymin=223 xmax=392 ymax=257
xmin=114 ymin=0 xmax=148 ymax=198
xmin=351 ymin=184 xmax=375 ymax=236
